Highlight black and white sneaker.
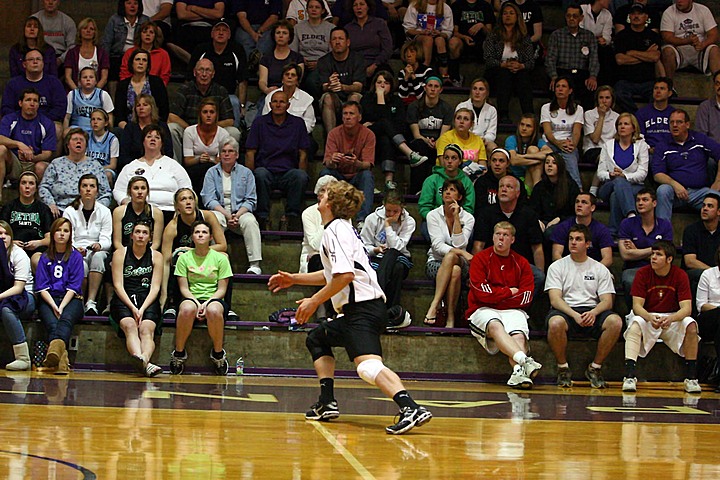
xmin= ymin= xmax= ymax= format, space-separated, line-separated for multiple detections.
xmin=210 ymin=349 xmax=229 ymax=375
xmin=163 ymin=308 xmax=177 ymax=320
xmin=305 ymin=400 xmax=340 ymax=421
xmin=387 ymin=306 xmax=412 ymax=330
xmin=169 ymin=350 xmax=187 ymax=375
xmin=385 ymin=406 xmax=432 ymax=435
xmin=227 ymin=310 xmax=240 ymax=322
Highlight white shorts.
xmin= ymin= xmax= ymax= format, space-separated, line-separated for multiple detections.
xmin=662 ymin=43 xmax=718 ymax=74
xmin=469 ymin=307 xmax=529 ymax=355
xmin=625 ymin=311 xmax=698 ymax=358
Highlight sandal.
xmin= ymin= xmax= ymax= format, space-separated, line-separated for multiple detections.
xmin=145 ymin=362 xmax=162 ymax=377
xmin=131 ymin=354 xmax=145 ymax=374
xmin=423 ymin=316 xmax=436 ymax=325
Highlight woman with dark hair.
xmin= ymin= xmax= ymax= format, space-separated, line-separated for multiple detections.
xmin=102 ymin=0 xmax=150 ymax=93
xmin=119 ymin=21 xmax=171 ymax=85
xmin=112 ymin=176 xmax=164 ymax=251
xmin=422 ymin=178 xmax=474 ymax=328
xmin=361 ymin=70 xmax=428 ymax=191
xmin=64 ymin=17 xmax=110 ymax=90
xmin=62 ymin=174 xmax=112 ymax=315
xmin=258 ymin=20 xmax=305 ymax=99
xmin=118 ymin=93 xmax=173 ymax=169
xmin=506 ymin=113 xmax=552 ymax=188
xmin=346 ymin=0 xmax=393 ymax=79
xmin=483 ymin=2 xmax=534 ymax=123
xmin=114 ymin=48 xmax=169 ymax=129
xmin=9 ymin=16 xmax=58 ymax=78
xmin=0 ymin=221 xmax=34 ymax=371
xmin=36 ymin=217 xmax=85 ymax=375
xmin=1 ymin=171 xmax=53 ymax=269
xmin=114 ymin=124 xmax=191 ymax=225
xmin=406 ymin=77 xmax=454 ymax=192
xmin=110 ymin=220 xmax=164 ymax=377
xmin=183 ymin=98 xmax=231 ymax=195
xmin=540 ymin=76 xmax=584 ymax=189
xmin=268 ymin=180 xmax=432 ymax=434
xmin=528 ymin=152 xmax=580 ymax=237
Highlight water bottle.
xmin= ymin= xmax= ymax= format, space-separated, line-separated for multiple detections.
xmin=236 ymin=356 xmax=244 ymax=376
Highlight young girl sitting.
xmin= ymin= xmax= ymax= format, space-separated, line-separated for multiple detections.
xmin=36 ymin=217 xmax=85 ymax=375
xmin=63 ymin=67 xmax=115 ymax=136
xmin=86 ymin=109 xmax=119 ymax=187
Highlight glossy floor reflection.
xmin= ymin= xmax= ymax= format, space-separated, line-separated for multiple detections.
xmin=1 ymin=372 xmax=720 ymax=479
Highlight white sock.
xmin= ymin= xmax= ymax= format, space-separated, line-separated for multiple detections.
xmin=558 ymin=362 xmax=569 ymax=369
xmin=589 ymin=186 xmax=598 ymax=196
xmin=513 ymin=351 xmax=527 ymax=365
xmin=591 ymin=362 xmax=602 ymax=370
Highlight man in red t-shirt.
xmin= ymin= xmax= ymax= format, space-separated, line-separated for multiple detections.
xmin=623 ymin=240 xmax=700 ymax=393
xmin=467 ymin=221 xmax=541 ymax=389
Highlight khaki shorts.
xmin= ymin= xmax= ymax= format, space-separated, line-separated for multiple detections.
xmin=8 ymin=150 xmax=35 ymax=180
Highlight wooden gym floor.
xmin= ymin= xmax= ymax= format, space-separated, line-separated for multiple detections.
xmin=1 ymin=372 xmax=720 ymax=479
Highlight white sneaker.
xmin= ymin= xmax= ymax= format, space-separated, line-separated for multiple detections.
xmin=246 ymin=266 xmax=262 ymax=275
xmin=684 ymin=378 xmax=702 ymax=394
xmin=622 ymin=377 xmax=637 ymax=392
xmin=522 ymin=356 xmax=542 ymax=379
xmin=507 ymin=364 xmax=533 ymax=389
xmin=84 ymin=299 xmax=98 ymax=315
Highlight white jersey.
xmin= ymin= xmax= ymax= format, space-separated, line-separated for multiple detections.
xmin=321 ymin=218 xmax=385 ymax=312
xmin=544 ymin=255 xmax=615 ymax=308
xmin=8 ymin=247 xmax=34 ymax=293
xmin=660 ymin=3 xmax=717 ymax=43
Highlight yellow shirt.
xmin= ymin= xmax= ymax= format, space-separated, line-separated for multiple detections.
xmin=435 ymin=130 xmax=487 ymax=165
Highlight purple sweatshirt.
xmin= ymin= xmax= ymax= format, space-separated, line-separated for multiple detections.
xmin=35 ymin=249 xmax=84 ymax=297
xmin=1 ymin=74 xmax=67 ymax=122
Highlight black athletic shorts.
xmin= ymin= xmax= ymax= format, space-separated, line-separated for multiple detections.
xmin=109 ymin=295 xmax=162 ymax=338
xmin=318 ymin=298 xmax=387 ymax=361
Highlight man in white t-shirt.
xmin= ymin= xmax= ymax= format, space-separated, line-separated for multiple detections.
xmin=545 ymin=224 xmax=622 ymax=388
xmin=660 ymin=0 xmax=720 ymax=82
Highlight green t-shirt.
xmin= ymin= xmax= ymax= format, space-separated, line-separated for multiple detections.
xmin=175 ymin=249 xmax=232 ymax=302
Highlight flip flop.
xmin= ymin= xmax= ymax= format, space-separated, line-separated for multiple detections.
xmin=423 ymin=316 xmax=436 ymax=325
xmin=145 ymin=362 xmax=162 ymax=377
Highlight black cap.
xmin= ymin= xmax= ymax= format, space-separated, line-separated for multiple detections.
xmin=213 ymin=17 xmax=232 ymax=29
xmin=630 ymin=3 xmax=647 ymax=12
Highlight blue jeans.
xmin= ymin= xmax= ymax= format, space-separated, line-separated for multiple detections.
xmin=656 ymin=184 xmax=718 ymax=221
xmin=38 ymin=294 xmax=84 ymax=345
xmin=254 ymin=167 xmax=309 ymax=219
xmin=319 ymin=168 xmax=375 ymax=221
xmin=598 ymin=177 xmax=644 ymax=235
xmin=229 ymin=94 xmax=242 ymax=129
xmin=1 ymin=294 xmax=35 ymax=344
xmin=614 ymin=80 xmax=654 ymax=114
xmin=550 ymin=144 xmax=581 ymax=190
xmin=235 ymin=25 xmax=274 ymax=58
xmin=531 ymin=264 xmax=545 ymax=301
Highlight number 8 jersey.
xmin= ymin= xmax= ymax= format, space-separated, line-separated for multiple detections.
xmin=35 ymin=249 xmax=85 ymax=297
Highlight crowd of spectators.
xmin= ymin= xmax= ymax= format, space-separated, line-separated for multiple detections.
xmin=1 ymin=0 xmax=720 ymax=392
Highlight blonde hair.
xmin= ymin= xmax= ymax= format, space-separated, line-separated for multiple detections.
xmin=0 ymin=221 xmax=14 ymax=254
xmin=494 ymin=221 xmax=516 ymax=236
xmin=76 ymin=18 xmax=99 ymax=45
xmin=615 ymin=112 xmax=642 ymax=143
xmin=326 ymin=181 xmax=364 ymax=220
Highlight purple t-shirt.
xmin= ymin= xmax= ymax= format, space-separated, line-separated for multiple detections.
xmin=551 ymin=217 xmax=614 ymax=262
xmin=246 ymin=113 xmax=311 ymax=174
xmin=1 ymin=75 xmax=67 ymax=122
xmin=652 ymin=131 xmax=720 ymax=189
xmin=35 ymin=249 xmax=84 ymax=297
xmin=635 ymin=104 xmax=674 ymax=149
xmin=618 ymin=216 xmax=674 ymax=269
xmin=0 ymin=111 xmax=57 ymax=155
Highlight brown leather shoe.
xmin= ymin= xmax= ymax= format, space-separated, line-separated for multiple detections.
xmin=43 ymin=339 xmax=65 ymax=368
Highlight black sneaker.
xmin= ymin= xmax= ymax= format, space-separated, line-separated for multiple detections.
xmin=210 ymin=349 xmax=229 ymax=376
xmin=305 ymin=400 xmax=340 ymax=421
xmin=387 ymin=306 xmax=412 ymax=330
xmin=163 ymin=308 xmax=177 ymax=320
xmin=385 ymin=406 xmax=432 ymax=435
xmin=585 ymin=365 xmax=607 ymax=389
xmin=169 ymin=350 xmax=187 ymax=375
xmin=227 ymin=310 xmax=240 ymax=322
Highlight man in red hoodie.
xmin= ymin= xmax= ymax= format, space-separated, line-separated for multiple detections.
xmin=467 ymin=221 xmax=541 ymax=389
